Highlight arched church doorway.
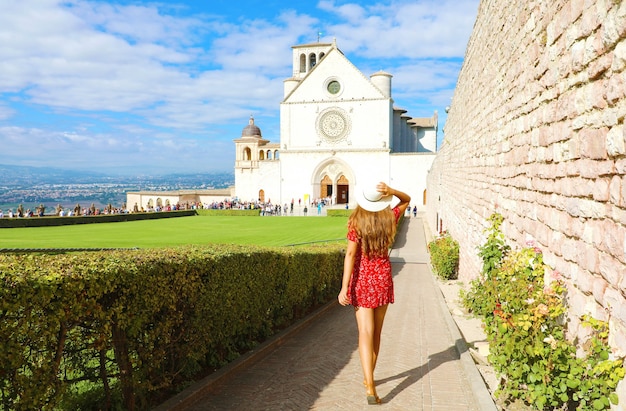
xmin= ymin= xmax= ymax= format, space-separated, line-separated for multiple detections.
xmin=311 ymin=159 xmax=355 ymax=207
xmin=258 ymin=189 xmax=265 ymax=203
xmin=337 ymin=175 xmax=349 ymax=204
xmin=320 ymin=175 xmax=332 ymax=199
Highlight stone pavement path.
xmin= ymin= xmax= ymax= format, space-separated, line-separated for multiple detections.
xmin=157 ymin=217 xmax=497 ymax=411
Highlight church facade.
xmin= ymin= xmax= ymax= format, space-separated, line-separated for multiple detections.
xmin=234 ymin=40 xmax=438 ymax=210
xmin=126 ymin=40 xmax=438 ymax=212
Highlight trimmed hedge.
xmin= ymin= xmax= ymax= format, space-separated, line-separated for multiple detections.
xmin=0 ymin=209 xmax=268 ymax=228
xmin=326 ymin=208 xmax=352 ymax=217
xmin=195 ymin=208 xmax=260 ymax=216
xmin=0 ymin=210 xmax=197 ymax=228
xmin=0 ymin=244 xmax=344 ymax=410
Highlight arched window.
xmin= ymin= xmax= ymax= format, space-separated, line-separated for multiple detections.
xmin=274 ymin=150 xmax=279 ymax=159
xmin=319 ymin=52 xmax=325 ymax=60
xmin=243 ymin=147 xmax=251 ymax=161
xmin=299 ymin=54 xmax=306 ymax=73
xmin=423 ymin=189 xmax=427 ymax=205
xmin=156 ymin=198 xmax=163 ymax=207
xmin=267 ymin=150 xmax=272 ymax=160
xmin=309 ymin=53 xmax=317 ymax=69
xmin=259 ymin=150 xmax=265 ymax=160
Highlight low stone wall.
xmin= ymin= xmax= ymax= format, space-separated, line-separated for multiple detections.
xmin=426 ymin=0 xmax=626 ymax=368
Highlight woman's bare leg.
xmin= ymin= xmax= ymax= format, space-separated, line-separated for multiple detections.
xmin=372 ymin=304 xmax=388 ymax=372
xmin=355 ymin=305 xmax=388 ymax=400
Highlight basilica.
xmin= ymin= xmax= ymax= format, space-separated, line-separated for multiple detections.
xmin=127 ymin=40 xmax=438 ymax=211
xmin=234 ymin=39 xmax=437 ymax=210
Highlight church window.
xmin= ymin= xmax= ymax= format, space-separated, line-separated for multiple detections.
xmin=274 ymin=150 xmax=279 ymax=159
xmin=259 ymin=150 xmax=265 ymax=160
xmin=244 ymin=147 xmax=251 ymax=161
xmin=317 ymin=108 xmax=350 ymax=142
xmin=309 ymin=53 xmax=317 ymax=69
xmin=267 ymin=150 xmax=272 ymax=160
xmin=327 ymin=80 xmax=341 ymax=94
xmin=299 ymin=54 xmax=306 ymax=73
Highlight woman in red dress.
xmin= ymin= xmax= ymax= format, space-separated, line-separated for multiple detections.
xmin=338 ymin=181 xmax=410 ymax=405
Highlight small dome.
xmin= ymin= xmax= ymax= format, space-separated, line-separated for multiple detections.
xmin=241 ymin=116 xmax=262 ymax=138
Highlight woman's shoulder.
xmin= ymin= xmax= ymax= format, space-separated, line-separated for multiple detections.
xmin=347 ymin=225 xmax=359 ymax=242
xmin=392 ymin=206 xmax=401 ymax=219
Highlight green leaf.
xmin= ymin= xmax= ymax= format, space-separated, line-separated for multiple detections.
xmin=566 ymin=378 xmax=579 ymax=389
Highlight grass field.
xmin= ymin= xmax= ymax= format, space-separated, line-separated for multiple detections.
xmin=0 ymin=215 xmax=349 ymax=249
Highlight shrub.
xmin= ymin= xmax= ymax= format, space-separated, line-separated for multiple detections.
xmin=478 ymin=212 xmax=510 ymax=277
xmin=462 ymin=213 xmax=625 ymax=410
xmin=428 ymin=231 xmax=459 ymax=280
xmin=0 ymin=244 xmax=344 ymax=410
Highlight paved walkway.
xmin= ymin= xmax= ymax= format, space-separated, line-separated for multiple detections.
xmin=156 ymin=217 xmax=497 ymax=411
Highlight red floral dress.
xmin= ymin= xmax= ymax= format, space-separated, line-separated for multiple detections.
xmin=347 ymin=207 xmax=400 ymax=308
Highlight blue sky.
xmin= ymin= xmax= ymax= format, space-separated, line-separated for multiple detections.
xmin=0 ymin=0 xmax=479 ymax=175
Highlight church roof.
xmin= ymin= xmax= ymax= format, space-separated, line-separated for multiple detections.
xmin=291 ymin=42 xmax=333 ymax=49
xmin=409 ymin=117 xmax=437 ymax=127
xmin=371 ymin=70 xmax=392 ymax=77
xmin=241 ymin=116 xmax=262 ymax=138
xmin=393 ymin=106 xmax=408 ymax=114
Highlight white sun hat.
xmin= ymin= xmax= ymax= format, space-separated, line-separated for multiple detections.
xmin=354 ymin=182 xmax=393 ymax=212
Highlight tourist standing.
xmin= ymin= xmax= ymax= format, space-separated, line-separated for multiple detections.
xmin=337 ymin=181 xmax=410 ymax=405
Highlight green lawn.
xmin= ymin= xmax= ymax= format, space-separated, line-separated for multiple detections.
xmin=0 ymin=216 xmax=349 ymax=249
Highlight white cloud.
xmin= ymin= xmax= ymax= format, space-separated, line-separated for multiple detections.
xmin=0 ymin=0 xmax=478 ymax=173
xmin=0 ymin=103 xmax=15 ymax=121
xmin=319 ymin=0 xmax=478 ymax=58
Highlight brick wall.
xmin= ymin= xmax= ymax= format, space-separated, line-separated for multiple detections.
xmin=426 ymin=0 xmax=626 ymax=376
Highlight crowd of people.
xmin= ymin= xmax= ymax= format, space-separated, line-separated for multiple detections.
xmin=0 ymin=203 xmax=127 ymax=218
xmin=0 ymin=204 xmax=46 ymax=218
xmin=1 ymin=197 xmax=421 ymax=219
xmin=134 ymin=197 xmax=329 ymax=216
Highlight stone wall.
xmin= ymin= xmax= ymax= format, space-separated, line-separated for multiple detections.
xmin=426 ymin=0 xmax=626 ymax=369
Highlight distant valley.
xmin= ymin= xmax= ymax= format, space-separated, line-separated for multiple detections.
xmin=0 ymin=164 xmax=234 ymax=214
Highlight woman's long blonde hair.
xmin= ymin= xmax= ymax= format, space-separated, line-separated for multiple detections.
xmin=348 ymin=205 xmax=396 ymax=257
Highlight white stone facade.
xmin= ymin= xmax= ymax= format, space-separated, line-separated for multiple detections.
xmin=126 ymin=188 xmax=235 ymax=211
xmin=235 ymin=40 xmax=438 ymax=210
xmin=127 ymin=40 xmax=438 ymax=211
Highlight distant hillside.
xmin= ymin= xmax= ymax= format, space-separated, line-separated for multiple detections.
xmin=0 ymin=164 xmax=235 ymax=213
xmin=0 ymin=164 xmax=234 ymax=188
xmin=0 ymin=164 xmax=110 ymax=186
